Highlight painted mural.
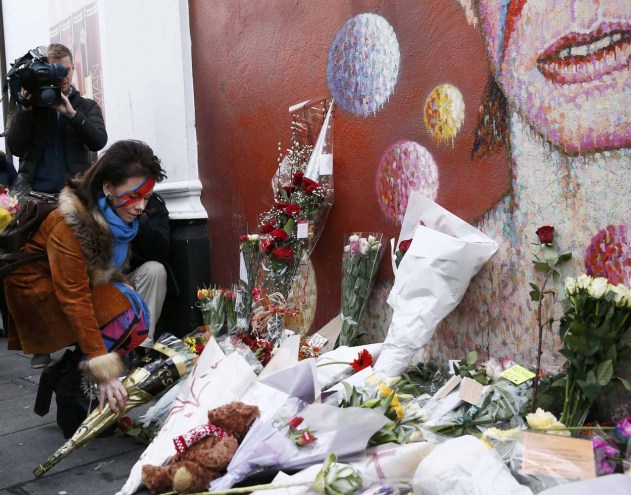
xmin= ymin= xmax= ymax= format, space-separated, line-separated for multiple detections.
xmin=48 ymin=0 xmax=104 ymax=113
xmin=189 ymin=0 xmax=629 ymax=370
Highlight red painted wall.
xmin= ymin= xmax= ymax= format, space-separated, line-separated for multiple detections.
xmin=189 ymin=0 xmax=509 ymax=332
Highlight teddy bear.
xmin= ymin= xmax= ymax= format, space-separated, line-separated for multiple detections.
xmin=141 ymin=401 xmax=260 ymax=494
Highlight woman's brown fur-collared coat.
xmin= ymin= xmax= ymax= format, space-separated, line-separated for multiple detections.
xmin=6 ymin=187 xmax=131 ymax=381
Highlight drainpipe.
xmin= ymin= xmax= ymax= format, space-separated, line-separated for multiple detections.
xmin=0 ymin=0 xmax=9 ymax=156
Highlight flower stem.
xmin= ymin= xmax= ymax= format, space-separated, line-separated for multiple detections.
xmin=162 ymin=481 xmax=310 ymax=495
xmin=316 ymin=361 xmax=350 ymax=367
xmin=532 ymin=273 xmax=550 ymax=412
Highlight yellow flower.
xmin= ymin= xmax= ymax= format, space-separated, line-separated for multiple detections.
xmin=390 ymin=394 xmax=404 ymax=420
xmin=0 ymin=208 xmax=12 ymax=233
xmin=526 ymin=408 xmax=570 ymax=436
xmin=197 ymin=288 xmax=210 ymax=300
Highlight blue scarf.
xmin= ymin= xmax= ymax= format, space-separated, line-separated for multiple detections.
xmin=97 ymin=196 xmax=138 ymax=268
xmin=113 ymin=282 xmax=151 ymax=334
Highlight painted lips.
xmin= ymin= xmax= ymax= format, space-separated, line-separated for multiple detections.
xmin=537 ymin=24 xmax=631 ymax=84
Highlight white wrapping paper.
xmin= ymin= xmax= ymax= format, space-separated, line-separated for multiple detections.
xmin=116 ymin=339 xmax=257 ymax=495
xmin=375 ymin=193 xmax=498 ymax=376
xmin=412 ymin=436 xmax=533 ymax=495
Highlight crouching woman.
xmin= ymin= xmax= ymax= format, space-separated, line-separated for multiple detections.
xmin=5 ymin=139 xmax=166 ymax=424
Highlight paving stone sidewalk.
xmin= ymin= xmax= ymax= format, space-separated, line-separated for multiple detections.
xmin=0 ymin=338 xmax=149 ymax=495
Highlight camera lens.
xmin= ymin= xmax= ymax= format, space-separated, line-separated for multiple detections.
xmin=38 ymin=87 xmax=59 ymax=107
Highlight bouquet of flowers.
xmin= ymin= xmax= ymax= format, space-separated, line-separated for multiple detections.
xmin=237 ymin=235 xmax=262 ymax=330
xmin=593 ymin=417 xmax=631 ymax=475
xmin=195 ymin=285 xmax=228 ymax=335
xmin=558 ymin=275 xmax=631 ymax=428
xmin=0 ymin=186 xmax=20 ymax=232
xmin=257 ymin=99 xmax=334 ymax=299
xmin=336 ymin=233 xmax=385 ymax=347
xmin=33 ymin=333 xmax=197 ymax=478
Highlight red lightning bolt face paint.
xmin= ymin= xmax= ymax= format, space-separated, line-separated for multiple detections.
xmin=112 ymin=176 xmax=156 ymax=209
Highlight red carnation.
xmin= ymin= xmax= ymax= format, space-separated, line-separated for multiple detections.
xmin=398 ymin=239 xmax=412 ymax=254
xmin=292 ymin=172 xmax=304 ymax=186
xmin=272 ymin=246 xmax=294 ymax=263
xmin=260 ymin=237 xmax=275 ymax=254
xmin=536 ymin=226 xmax=554 ymax=244
xmin=288 ymin=416 xmax=304 ymax=429
xmin=270 ymin=229 xmax=289 ymax=242
xmin=260 ymin=221 xmax=276 ymax=234
xmin=284 ymin=204 xmax=301 ymax=216
xmin=351 ymin=349 xmax=373 ymax=372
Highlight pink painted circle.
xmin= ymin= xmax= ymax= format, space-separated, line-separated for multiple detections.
xmin=376 ymin=140 xmax=439 ymax=224
xmin=584 ymin=224 xmax=630 ymax=286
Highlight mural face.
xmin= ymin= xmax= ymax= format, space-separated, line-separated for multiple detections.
xmin=477 ymin=0 xmax=631 ymax=153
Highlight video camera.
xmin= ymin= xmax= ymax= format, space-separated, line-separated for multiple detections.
xmin=5 ymin=46 xmax=68 ymax=108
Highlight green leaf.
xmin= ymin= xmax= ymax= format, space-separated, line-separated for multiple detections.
xmin=529 ymin=283 xmax=541 ymax=293
xmin=530 ymin=290 xmax=542 ymax=302
xmin=551 ymin=377 xmax=567 ymax=388
xmin=596 ymin=360 xmax=614 ymax=386
xmin=465 ymin=351 xmax=478 ymax=367
xmin=619 ymin=377 xmax=631 ymax=392
xmin=557 ymin=252 xmax=572 ymax=263
xmin=533 ymin=262 xmax=550 ymax=273
xmin=576 ymin=379 xmax=601 ymax=401
xmin=283 ymin=217 xmax=295 ymax=236
xmin=620 ymin=328 xmax=631 ymax=348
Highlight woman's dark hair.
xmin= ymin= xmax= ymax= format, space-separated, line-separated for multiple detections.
xmin=68 ymin=140 xmax=167 ymax=210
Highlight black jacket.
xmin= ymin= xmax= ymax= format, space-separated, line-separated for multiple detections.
xmin=130 ymin=194 xmax=178 ymax=296
xmin=7 ymin=87 xmax=107 ymax=192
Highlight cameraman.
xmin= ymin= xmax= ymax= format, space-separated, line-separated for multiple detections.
xmin=6 ymin=43 xmax=107 ymax=368
xmin=7 ymin=43 xmax=107 ymax=195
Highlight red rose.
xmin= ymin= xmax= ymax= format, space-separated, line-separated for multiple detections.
xmin=260 ymin=221 xmax=275 ymax=234
xmin=398 ymin=239 xmax=412 ymax=254
xmin=239 ymin=235 xmax=249 ymax=242
xmin=300 ymin=177 xmax=320 ymax=195
xmin=292 ymin=172 xmax=304 ymax=186
xmin=118 ymin=416 xmax=134 ymax=432
xmin=283 ymin=185 xmax=294 ymax=195
xmin=272 ymin=246 xmax=294 ymax=263
xmin=536 ymin=226 xmax=554 ymax=244
xmin=274 ymin=202 xmax=289 ymax=210
xmin=284 ymin=204 xmax=301 ymax=216
xmin=195 ymin=344 xmax=205 ymax=355
xmin=260 ymin=237 xmax=275 ymax=254
xmin=270 ymin=229 xmax=288 ymax=242
xmin=350 ymin=349 xmax=373 ymax=372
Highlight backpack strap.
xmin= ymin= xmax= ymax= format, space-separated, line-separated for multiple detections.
xmin=0 ymin=252 xmax=47 ymax=278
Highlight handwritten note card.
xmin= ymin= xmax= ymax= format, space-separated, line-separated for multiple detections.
xmin=501 ymin=364 xmax=536 ymax=385
xmin=521 ymin=431 xmax=596 ymax=480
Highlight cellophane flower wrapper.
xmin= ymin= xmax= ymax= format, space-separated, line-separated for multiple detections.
xmin=375 ymin=193 xmax=499 ymax=376
xmin=196 ymin=287 xmax=227 ymax=335
xmin=337 ymin=233 xmax=385 ymax=347
xmin=33 ymin=332 xmax=197 ymax=479
xmin=0 ymin=186 xmax=20 ymax=233
xmin=238 ymin=237 xmax=263 ymax=330
xmin=116 ymin=338 xmax=257 ymax=495
xmin=216 ymin=333 xmax=265 ymax=374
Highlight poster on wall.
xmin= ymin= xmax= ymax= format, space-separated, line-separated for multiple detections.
xmin=48 ymin=0 xmax=104 ymax=116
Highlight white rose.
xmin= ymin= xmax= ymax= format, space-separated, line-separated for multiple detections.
xmin=359 ymin=238 xmax=369 ymax=254
xmin=343 ymin=245 xmax=350 ymax=253
xmin=588 ymin=277 xmax=609 ymax=299
xmin=526 ymin=408 xmax=558 ymax=430
xmin=564 ymin=277 xmax=577 ymax=296
xmin=248 ymin=234 xmax=259 ymax=241
xmin=485 ymin=357 xmax=503 ymax=382
xmin=576 ymin=274 xmax=592 ymax=290
xmin=348 ymin=234 xmax=360 ymax=243
xmin=367 ymin=235 xmax=376 ymax=244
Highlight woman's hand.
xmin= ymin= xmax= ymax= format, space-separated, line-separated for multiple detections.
xmin=98 ymin=377 xmax=128 ymax=413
